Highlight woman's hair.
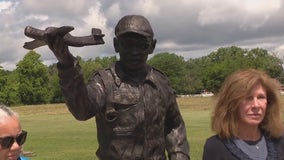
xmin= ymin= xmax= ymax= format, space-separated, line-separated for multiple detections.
xmin=0 ymin=104 xmax=18 ymax=124
xmin=211 ymin=68 xmax=284 ymax=139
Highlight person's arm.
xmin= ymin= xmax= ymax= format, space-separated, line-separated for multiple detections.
xmin=58 ymin=61 xmax=106 ymax=120
xmin=165 ymin=96 xmax=190 ymax=160
xmin=47 ymin=31 xmax=105 ymax=120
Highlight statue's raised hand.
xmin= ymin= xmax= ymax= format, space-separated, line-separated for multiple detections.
xmin=46 ymin=27 xmax=75 ymax=67
xmin=23 ymin=26 xmax=105 ymax=68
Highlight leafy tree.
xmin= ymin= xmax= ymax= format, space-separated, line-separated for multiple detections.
xmin=246 ymin=48 xmax=283 ymax=80
xmin=95 ymin=56 xmax=117 ymax=68
xmin=0 ymin=68 xmax=9 ymax=104
xmin=42 ymin=55 xmax=117 ymax=103
xmin=1 ymin=46 xmax=282 ymax=104
xmin=0 ymin=67 xmax=20 ymax=106
xmin=76 ymin=56 xmax=117 ymax=82
xmin=185 ymin=58 xmax=205 ymax=94
xmin=48 ymin=64 xmax=65 ymax=103
xmin=78 ymin=57 xmax=102 ymax=82
xmin=186 ymin=46 xmax=284 ymax=93
xmin=16 ymin=51 xmax=49 ymax=104
xmin=148 ymin=52 xmax=187 ymax=94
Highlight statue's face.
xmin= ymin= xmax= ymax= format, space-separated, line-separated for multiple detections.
xmin=116 ymin=33 xmax=153 ymax=71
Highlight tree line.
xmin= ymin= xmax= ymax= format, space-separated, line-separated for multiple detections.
xmin=1 ymin=46 xmax=283 ymax=106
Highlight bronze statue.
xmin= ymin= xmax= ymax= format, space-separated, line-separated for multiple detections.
xmin=23 ymin=26 xmax=104 ymax=50
xmin=24 ymin=15 xmax=190 ymax=160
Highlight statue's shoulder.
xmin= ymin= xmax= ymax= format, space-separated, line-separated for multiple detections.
xmin=151 ymin=66 xmax=176 ymax=95
xmin=95 ymin=64 xmax=114 ymax=80
xmin=151 ymin=67 xmax=169 ymax=80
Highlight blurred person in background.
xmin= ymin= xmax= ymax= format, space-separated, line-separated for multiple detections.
xmin=203 ymin=68 xmax=284 ymax=160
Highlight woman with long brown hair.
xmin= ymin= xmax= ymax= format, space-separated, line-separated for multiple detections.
xmin=203 ymin=68 xmax=284 ymax=160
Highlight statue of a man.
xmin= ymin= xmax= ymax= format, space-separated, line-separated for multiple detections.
xmin=47 ymin=14 xmax=190 ymax=160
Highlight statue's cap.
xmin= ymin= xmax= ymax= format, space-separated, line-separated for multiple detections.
xmin=115 ymin=15 xmax=153 ymax=37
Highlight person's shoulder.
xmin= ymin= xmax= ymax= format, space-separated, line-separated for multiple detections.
xmin=203 ymin=135 xmax=234 ymax=160
xmin=279 ymin=130 xmax=284 ymax=146
xmin=150 ymin=66 xmax=170 ymax=84
xmin=204 ymin=135 xmax=229 ymax=151
xmin=279 ymin=131 xmax=284 ymax=160
xmin=92 ymin=63 xmax=114 ymax=79
xmin=151 ymin=66 xmax=167 ymax=77
xmin=204 ymin=135 xmax=221 ymax=146
xmin=19 ymin=156 xmax=30 ymax=160
xmin=150 ymin=66 xmax=173 ymax=90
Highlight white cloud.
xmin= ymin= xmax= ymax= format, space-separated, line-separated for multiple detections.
xmin=0 ymin=1 xmax=12 ymax=12
xmin=133 ymin=0 xmax=160 ymax=16
xmin=82 ymin=2 xmax=106 ymax=32
xmin=105 ymin=3 xmax=121 ymax=20
xmin=273 ymin=44 xmax=284 ymax=59
xmin=24 ymin=14 xmax=49 ymax=21
xmin=244 ymin=0 xmax=281 ymax=14
xmin=240 ymin=0 xmax=282 ymax=30
xmin=197 ymin=0 xmax=282 ymax=30
xmin=197 ymin=0 xmax=239 ymax=26
xmin=1 ymin=0 xmax=284 ymax=70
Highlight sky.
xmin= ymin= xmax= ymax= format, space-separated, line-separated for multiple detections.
xmin=1 ymin=0 xmax=284 ymax=70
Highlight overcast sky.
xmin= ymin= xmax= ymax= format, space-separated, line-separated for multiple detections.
xmin=1 ymin=0 xmax=284 ymax=70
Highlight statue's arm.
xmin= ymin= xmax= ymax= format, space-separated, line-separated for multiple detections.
xmin=165 ymin=97 xmax=190 ymax=160
xmin=57 ymin=60 xmax=106 ymax=120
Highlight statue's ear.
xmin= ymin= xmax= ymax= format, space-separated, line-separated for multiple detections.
xmin=113 ymin=37 xmax=119 ymax=53
xmin=148 ymin=39 xmax=156 ymax=54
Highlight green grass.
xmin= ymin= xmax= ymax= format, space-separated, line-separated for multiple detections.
xmin=178 ymin=97 xmax=213 ymax=159
xmin=12 ymin=96 xmax=283 ymax=160
xmin=14 ymin=104 xmax=97 ymax=159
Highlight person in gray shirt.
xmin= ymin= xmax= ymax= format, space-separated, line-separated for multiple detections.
xmin=203 ymin=68 xmax=284 ymax=160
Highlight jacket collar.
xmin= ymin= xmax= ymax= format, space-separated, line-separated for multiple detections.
xmin=221 ymin=133 xmax=279 ymax=160
xmin=110 ymin=61 xmax=158 ymax=89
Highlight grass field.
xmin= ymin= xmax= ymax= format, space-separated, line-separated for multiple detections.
xmin=12 ymin=96 xmax=283 ymax=160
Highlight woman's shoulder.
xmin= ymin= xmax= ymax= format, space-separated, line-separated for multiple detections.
xmin=279 ymin=132 xmax=284 ymax=158
xmin=204 ymin=135 xmax=227 ymax=150
xmin=205 ymin=135 xmax=220 ymax=144
xmin=203 ymin=135 xmax=238 ymax=160
xmin=19 ymin=156 xmax=30 ymax=160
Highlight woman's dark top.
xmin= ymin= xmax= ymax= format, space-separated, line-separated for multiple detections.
xmin=203 ymin=133 xmax=284 ymax=160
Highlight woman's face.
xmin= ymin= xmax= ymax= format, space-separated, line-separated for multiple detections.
xmin=238 ymin=84 xmax=267 ymax=128
xmin=0 ymin=116 xmax=22 ymax=160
